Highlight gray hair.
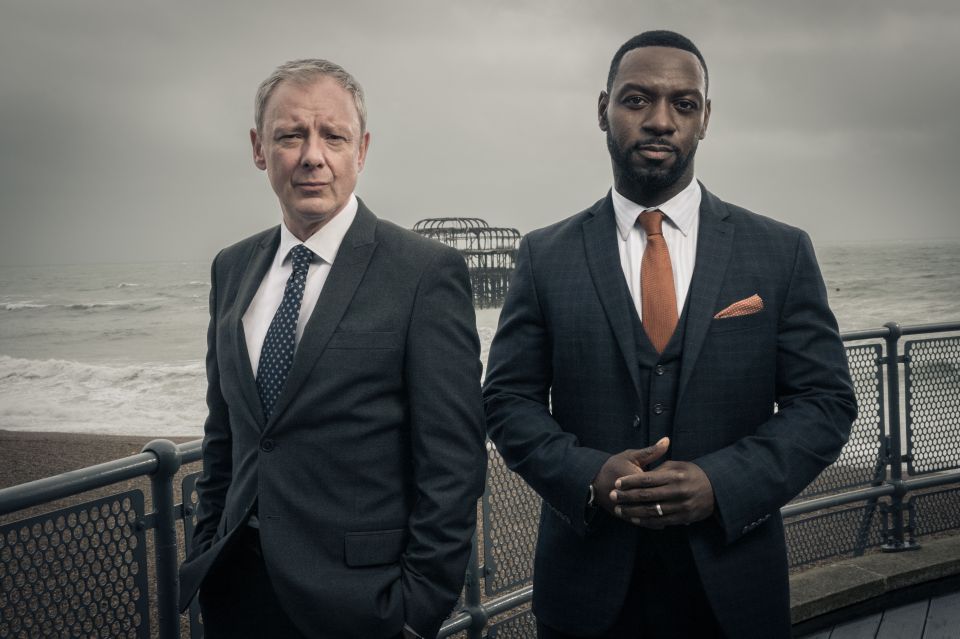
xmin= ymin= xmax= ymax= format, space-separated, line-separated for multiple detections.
xmin=254 ymin=59 xmax=367 ymax=134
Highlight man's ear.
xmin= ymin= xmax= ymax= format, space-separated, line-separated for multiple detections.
xmin=699 ymin=99 xmax=712 ymax=140
xmin=250 ymin=128 xmax=267 ymax=170
xmin=598 ymin=91 xmax=610 ymax=132
xmin=356 ymin=131 xmax=371 ymax=172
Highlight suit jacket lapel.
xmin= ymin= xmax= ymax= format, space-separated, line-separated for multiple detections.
xmin=678 ymin=186 xmax=734 ymax=403
xmin=265 ymin=200 xmax=379 ymax=431
xmin=231 ymin=228 xmax=280 ymax=429
xmin=582 ymin=194 xmax=643 ymax=398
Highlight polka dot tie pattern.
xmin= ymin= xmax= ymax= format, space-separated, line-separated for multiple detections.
xmin=638 ymin=210 xmax=678 ymax=353
xmin=256 ymin=244 xmax=315 ymax=419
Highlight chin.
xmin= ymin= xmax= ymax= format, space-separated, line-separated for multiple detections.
xmin=292 ymin=199 xmax=340 ymax=219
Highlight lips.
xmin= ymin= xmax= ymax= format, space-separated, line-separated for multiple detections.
xmin=296 ymin=182 xmax=330 ymax=190
xmin=635 ymin=145 xmax=675 ymax=161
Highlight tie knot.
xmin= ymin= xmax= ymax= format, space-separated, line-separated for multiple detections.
xmin=288 ymin=244 xmax=315 ymax=272
xmin=637 ymin=209 xmax=665 ymax=236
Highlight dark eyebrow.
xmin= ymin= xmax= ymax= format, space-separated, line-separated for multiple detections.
xmin=616 ymin=82 xmax=704 ymax=99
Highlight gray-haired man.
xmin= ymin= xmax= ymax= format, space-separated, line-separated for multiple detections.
xmin=178 ymin=59 xmax=486 ymax=639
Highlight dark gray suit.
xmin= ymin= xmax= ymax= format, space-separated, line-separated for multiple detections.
xmin=483 ymin=187 xmax=856 ymax=638
xmin=178 ymin=200 xmax=487 ymax=639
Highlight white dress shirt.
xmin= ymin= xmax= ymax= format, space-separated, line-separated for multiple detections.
xmin=242 ymin=194 xmax=358 ymax=377
xmin=612 ymin=178 xmax=701 ymax=320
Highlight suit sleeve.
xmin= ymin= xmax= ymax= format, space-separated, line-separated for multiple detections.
xmin=482 ymin=237 xmax=610 ymax=537
xmin=694 ymin=231 xmax=857 ymax=543
xmin=401 ymin=246 xmax=487 ymax=639
xmin=190 ymin=251 xmax=233 ymax=554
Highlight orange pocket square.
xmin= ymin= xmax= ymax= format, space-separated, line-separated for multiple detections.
xmin=714 ymin=294 xmax=764 ymax=319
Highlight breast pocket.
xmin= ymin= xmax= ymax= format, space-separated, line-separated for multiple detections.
xmin=327 ymin=331 xmax=399 ymax=350
xmin=709 ymin=312 xmax=767 ymax=334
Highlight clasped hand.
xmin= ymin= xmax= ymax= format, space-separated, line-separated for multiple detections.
xmin=591 ymin=437 xmax=715 ymax=529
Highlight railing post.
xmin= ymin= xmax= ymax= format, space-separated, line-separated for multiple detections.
xmin=463 ymin=533 xmax=486 ymax=639
xmin=880 ymin=322 xmax=918 ymax=551
xmin=143 ymin=439 xmax=184 ymax=638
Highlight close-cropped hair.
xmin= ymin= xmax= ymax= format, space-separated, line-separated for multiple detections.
xmin=607 ymin=30 xmax=709 ymax=95
xmin=254 ymin=59 xmax=367 ymax=135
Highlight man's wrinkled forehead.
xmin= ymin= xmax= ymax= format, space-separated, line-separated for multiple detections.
xmin=262 ymin=76 xmax=363 ymax=130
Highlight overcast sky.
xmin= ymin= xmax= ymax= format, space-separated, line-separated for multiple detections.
xmin=2 ymin=0 xmax=959 ymax=266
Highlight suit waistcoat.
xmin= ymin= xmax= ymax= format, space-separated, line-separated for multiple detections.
xmin=630 ymin=303 xmax=688 ymax=449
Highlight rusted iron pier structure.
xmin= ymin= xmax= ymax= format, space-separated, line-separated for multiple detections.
xmin=413 ymin=218 xmax=521 ymax=309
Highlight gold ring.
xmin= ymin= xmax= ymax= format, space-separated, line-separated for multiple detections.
xmin=655 ymin=503 xmax=663 ymax=517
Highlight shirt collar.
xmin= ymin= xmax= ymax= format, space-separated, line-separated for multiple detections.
xmin=612 ymin=179 xmax=702 ymax=241
xmin=277 ymin=193 xmax=358 ymax=266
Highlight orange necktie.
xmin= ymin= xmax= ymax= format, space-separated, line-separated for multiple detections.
xmin=638 ymin=210 xmax=678 ymax=353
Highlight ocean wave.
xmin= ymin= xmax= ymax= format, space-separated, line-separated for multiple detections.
xmin=65 ymin=301 xmax=163 ymax=312
xmin=0 ymin=355 xmax=206 ymax=437
xmin=4 ymin=301 xmax=46 ymax=310
xmin=115 ymin=282 xmax=141 ymax=288
xmin=3 ymin=300 xmax=165 ymax=313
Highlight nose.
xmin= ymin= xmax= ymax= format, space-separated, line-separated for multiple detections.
xmin=642 ymin=99 xmax=676 ymax=136
xmin=300 ymin=135 xmax=327 ymax=169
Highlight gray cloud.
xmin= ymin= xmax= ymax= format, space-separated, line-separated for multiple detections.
xmin=1 ymin=0 xmax=958 ymax=265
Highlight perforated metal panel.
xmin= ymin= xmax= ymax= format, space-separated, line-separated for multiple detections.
xmin=488 ymin=607 xmax=536 ymax=638
xmin=0 ymin=491 xmax=148 ymax=639
xmin=905 ymin=337 xmax=960 ymax=475
xmin=784 ymin=500 xmax=885 ymax=569
xmin=798 ymin=344 xmax=885 ymax=499
xmin=911 ymin=487 xmax=960 ymax=537
xmin=481 ymin=444 xmax=541 ymax=597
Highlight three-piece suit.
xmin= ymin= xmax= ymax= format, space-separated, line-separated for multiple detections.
xmin=483 ymin=185 xmax=856 ymax=638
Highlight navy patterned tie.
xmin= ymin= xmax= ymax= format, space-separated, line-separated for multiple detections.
xmin=256 ymin=244 xmax=314 ymax=418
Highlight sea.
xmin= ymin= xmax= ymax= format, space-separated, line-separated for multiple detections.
xmin=1 ymin=240 xmax=958 ymax=437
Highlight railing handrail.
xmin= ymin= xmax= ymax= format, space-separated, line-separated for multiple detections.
xmin=839 ymin=320 xmax=960 ymax=343
xmin=0 ymin=439 xmax=202 ymax=517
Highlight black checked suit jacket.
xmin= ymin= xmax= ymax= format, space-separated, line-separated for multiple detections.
xmin=483 ymin=186 xmax=857 ymax=638
xmin=178 ymin=200 xmax=487 ymax=639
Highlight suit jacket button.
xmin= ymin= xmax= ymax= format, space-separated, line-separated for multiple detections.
xmin=655 ymin=365 xmax=665 ymax=376
xmin=260 ymin=438 xmax=275 ymax=452
xmin=632 ymin=415 xmax=641 ymax=428
xmin=653 ymin=403 xmax=664 ymax=415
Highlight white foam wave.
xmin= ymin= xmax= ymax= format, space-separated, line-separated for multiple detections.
xmin=0 ymin=355 xmax=206 ymax=437
xmin=3 ymin=300 xmax=164 ymax=313
xmin=4 ymin=301 xmax=47 ymax=310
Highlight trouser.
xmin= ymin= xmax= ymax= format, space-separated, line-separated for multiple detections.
xmin=198 ymin=525 xmax=309 ymax=639
xmin=538 ymin=528 xmax=724 ymax=639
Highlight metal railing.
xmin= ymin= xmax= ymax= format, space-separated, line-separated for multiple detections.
xmin=1 ymin=321 xmax=959 ymax=638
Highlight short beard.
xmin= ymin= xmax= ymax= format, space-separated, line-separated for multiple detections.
xmin=606 ymin=131 xmax=696 ymax=194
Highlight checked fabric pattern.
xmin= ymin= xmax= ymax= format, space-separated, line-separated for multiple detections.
xmin=256 ymin=243 xmax=314 ymax=418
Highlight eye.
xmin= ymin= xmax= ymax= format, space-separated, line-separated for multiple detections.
xmin=277 ymin=133 xmax=302 ymax=141
xmin=674 ymin=100 xmax=699 ymax=113
xmin=623 ymin=95 xmax=649 ymax=107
